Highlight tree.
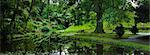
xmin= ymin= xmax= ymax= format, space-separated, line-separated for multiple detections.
xmin=79 ymin=0 xmax=131 ymax=33
xmin=0 ymin=0 xmax=37 ymax=52
xmin=0 ymin=0 xmax=18 ymax=52
xmin=127 ymin=0 xmax=149 ymax=26
xmin=134 ymin=0 xmax=149 ymax=25
xmin=93 ymin=0 xmax=104 ymax=33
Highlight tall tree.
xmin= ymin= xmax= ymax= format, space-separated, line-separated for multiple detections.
xmin=79 ymin=0 xmax=129 ymax=33
xmin=93 ymin=0 xmax=104 ymax=33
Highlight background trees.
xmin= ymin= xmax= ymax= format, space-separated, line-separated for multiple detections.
xmin=134 ymin=0 xmax=149 ymax=25
xmin=78 ymin=0 xmax=134 ymax=33
xmin=0 ymin=0 xmax=149 ymax=52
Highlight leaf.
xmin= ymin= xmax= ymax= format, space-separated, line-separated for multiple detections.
xmin=22 ymin=9 xmax=29 ymax=19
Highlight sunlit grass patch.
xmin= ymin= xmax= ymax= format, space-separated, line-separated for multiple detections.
xmin=64 ymin=22 xmax=95 ymax=33
xmin=137 ymin=22 xmax=150 ymax=28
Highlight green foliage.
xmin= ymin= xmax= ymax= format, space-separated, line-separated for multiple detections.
xmin=1 ymin=0 xmax=149 ymax=53
xmin=103 ymin=9 xmax=136 ymax=25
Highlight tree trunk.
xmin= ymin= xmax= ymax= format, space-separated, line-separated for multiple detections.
xmin=134 ymin=17 xmax=138 ymax=26
xmin=144 ymin=52 xmax=150 ymax=55
xmin=96 ymin=44 xmax=103 ymax=55
xmin=116 ymin=47 xmax=124 ymax=55
xmin=134 ymin=50 xmax=141 ymax=55
xmin=94 ymin=0 xmax=104 ymax=33
xmin=0 ymin=1 xmax=3 ymax=52
xmin=94 ymin=13 xmax=104 ymax=33
xmin=59 ymin=45 xmax=62 ymax=55
xmin=74 ymin=41 xmax=77 ymax=53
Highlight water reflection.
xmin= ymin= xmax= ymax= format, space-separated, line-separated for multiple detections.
xmin=1 ymin=40 xmax=150 ymax=55
xmin=121 ymin=35 xmax=150 ymax=45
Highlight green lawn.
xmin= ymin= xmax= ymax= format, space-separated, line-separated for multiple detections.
xmin=61 ymin=22 xmax=150 ymax=33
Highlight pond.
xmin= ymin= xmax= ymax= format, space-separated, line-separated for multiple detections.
xmin=1 ymin=33 xmax=150 ymax=55
xmin=1 ymin=42 xmax=150 ymax=55
xmin=121 ymin=33 xmax=150 ymax=45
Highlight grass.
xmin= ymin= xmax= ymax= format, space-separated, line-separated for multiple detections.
xmin=137 ymin=22 xmax=150 ymax=28
xmin=63 ymin=22 xmax=95 ymax=33
xmin=62 ymin=22 xmax=150 ymax=33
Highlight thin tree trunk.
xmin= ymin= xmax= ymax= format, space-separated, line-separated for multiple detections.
xmin=74 ymin=41 xmax=77 ymax=53
xmin=96 ymin=44 xmax=103 ymax=55
xmin=144 ymin=52 xmax=150 ymax=55
xmin=94 ymin=0 xmax=104 ymax=33
xmin=11 ymin=0 xmax=19 ymax=33
xmin=134 ymin=17 xmax=138 ymax=26
xmin=134 ymin=50 xmax=141 ymax=55
xmin=94 ymin=12 xmax=104 ymax=33
xmin=116 ymin=47 xmax=124 ymax=55
xmin=59 ymin=45 xmax=62 ymax=55
xmin=47 ymin=0 xmax=50 ymax=19
xmin=0 ymin=1 xmax=4 ymax=51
